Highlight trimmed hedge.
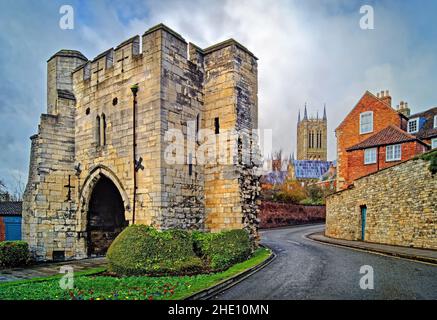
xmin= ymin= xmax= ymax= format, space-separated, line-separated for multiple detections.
xmin=0 ymin=241 xmax=30 ymax=268
xmin=192 ymin=229 xmax=252 ymax=271
xmin=107 ymin=225 xmax=204 ymax=276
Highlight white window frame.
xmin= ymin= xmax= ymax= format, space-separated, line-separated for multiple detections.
xmin=407 ymin=117 xmax=419 ymax=133
xmin=432 ymin=138 xmax=437 ymax=149
xmin=386 ymin=144 xmax=402 ymax=162
xmin=434 ymin=115 xmax=437 ymax=129
xmin=360 ymin=111 xmax=373 ymax=134
xmin=364 ymin=148 xmax=377 ymax=165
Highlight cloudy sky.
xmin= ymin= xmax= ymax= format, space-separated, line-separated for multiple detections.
xmin=1 ymin=0 xmax=437 ymax=189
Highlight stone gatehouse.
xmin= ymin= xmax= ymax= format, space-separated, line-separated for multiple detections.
xmin=23 ymin=24 xmax=261 ymax=261
xmin=326 ymin=153 xmax=437 ymax=250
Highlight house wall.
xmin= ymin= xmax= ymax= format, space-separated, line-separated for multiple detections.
xmin=336 ymin=92 xmax=403 ymax=189
xmin=326 ymin=156 xmax=437 ymax=249
xmin=347 ymin=141 xmax=428 ymax=182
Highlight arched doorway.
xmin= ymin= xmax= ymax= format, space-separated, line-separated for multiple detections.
xmin=87 ymin=175 xmax=127 ymax=256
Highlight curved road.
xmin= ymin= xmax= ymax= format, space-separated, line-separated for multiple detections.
xmin=213 ymin=224 xmax=437 ymax=300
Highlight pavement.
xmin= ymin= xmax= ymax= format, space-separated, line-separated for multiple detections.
xmin=0 ymin=257 xmax=107 ymax=282
xmin=309 ymin=231 xmax=437 ymax=265
xmin=212 ymin=224 xmax=437 ymax=300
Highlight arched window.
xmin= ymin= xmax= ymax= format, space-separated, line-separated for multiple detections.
xmin=96 ymin=115 xmax=101 ymax=146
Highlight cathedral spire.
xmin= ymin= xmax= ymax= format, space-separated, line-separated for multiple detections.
xmin=298 ymin=109 xmax=301 ymax=123
xmin=323 ymin=103 xmax=327 ymax=120
xmin=303 ymin=103 xmax=308 ymax=120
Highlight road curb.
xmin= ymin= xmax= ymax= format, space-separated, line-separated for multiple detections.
xmin=184 ymin=246 xmax=276 ymax=300
xmin=307 ymin=232 xmax=437 ymax=266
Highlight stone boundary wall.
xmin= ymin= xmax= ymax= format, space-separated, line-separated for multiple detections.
xmin=259 ymin=201 xmax=325 ymax=229
xmin=326 ymin=157 xmax=437 ymax=249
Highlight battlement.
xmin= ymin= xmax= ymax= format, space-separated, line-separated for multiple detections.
xmin=70 ymin=23 xmax=256 ymax=84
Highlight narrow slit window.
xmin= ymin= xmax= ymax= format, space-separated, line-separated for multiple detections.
xmin=96 ymin=115 xmax=101 ymax=146
xmin=196 ymin=114 xmax=200 ymax=141
xmin=188 ymin=153 xmax=193 ymax=176
xmin=214 ymin=117 xmax=220 ymax=134
xmin=101 ymin=114 xmax=107 ymax=146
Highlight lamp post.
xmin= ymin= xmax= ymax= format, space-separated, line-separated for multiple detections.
xmin=131 ymin=84 xmax=139 ymax=225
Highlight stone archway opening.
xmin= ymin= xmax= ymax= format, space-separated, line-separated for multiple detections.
xmin=87 ymin=175 xmax=128 ymax=256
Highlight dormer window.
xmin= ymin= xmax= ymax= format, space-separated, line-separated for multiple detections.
xmin=434 ymin=115 xmax=437 ymax=129
xmin=360 ymin=111 xmax=373 ymax=134
xmin=407 ymin=117 xmax=419 ymax=133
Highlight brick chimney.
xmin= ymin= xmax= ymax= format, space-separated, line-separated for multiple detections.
xmin=378 ymin=90 xmax=392 ymax=107
xmin=397 ymin=101 xmax=411 ymax=117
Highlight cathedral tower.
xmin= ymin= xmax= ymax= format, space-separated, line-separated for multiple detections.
xmin=296 ymin=104 xmax=327 ymax=160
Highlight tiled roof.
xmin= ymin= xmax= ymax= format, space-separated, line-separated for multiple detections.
xmin=409 ymin=106 xmax=437 ymax=140
xmin=260 ymin=171 xmax=288 ymax=185
xmin=0 ymin=202 xmax=22 ymax=216
xmin=292 ymin=160 xmax=332 ymax=179
xmin=346 ymin=125 xmax=425 ymax=151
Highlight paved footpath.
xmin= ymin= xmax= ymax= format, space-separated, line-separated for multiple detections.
xmin=213 ymin=224 xmax=437 ymax=300
xmin=309 ymin=231 xmax=437 ymax=264
xmin=0 ymin=258 xmax=107 ymax=282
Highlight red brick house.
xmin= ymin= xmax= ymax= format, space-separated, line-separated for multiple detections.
xmin=345 ymin=125 xmax=429 ymax=182
xmin=336 ymin=90 xmax=434 ymax=189
xmin=336 ymin=90 xmax=408 ymax=189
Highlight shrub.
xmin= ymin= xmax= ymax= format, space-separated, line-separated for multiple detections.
xmin=272 ymin=180 xmax=307 ymax=204
xmin=192 ymin=229 xmax=252 ymax=271
xmin=0 ymin=241 xmax=30 ymax=268
xmin=107 ymin=225 xmax=204 ymax=276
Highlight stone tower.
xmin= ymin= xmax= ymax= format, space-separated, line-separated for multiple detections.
xmin=22 ymin=24 xmax=260 ymax=261
xmin=296 ymin=104 xmax=327 ymax=160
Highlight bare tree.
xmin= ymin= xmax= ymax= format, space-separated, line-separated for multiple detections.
xmin=0 ymin=179 xmax=12 ymax=202
xmin=10 ymin=173 xmax=25 ymax=201
xmin=0 ymin=174 xmax=25 ymax=202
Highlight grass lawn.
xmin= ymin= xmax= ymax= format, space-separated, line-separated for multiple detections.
xmin=0 ymin=248 xmax=271 ymax=300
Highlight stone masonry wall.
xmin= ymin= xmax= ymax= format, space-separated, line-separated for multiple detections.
xmin=326 ymin=156 xmax=437 ymax=249
xmin=23 ymin=24 xmax=260 ymax=261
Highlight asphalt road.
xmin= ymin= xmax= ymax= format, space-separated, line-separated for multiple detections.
xmin=213 ymin=224 xmax=437 ymax=300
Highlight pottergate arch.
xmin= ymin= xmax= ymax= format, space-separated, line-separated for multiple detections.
xmin=79 ymin=166 xmax=130 ymax=256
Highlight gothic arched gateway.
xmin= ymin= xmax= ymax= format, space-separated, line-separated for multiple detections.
xmin=87 ymin=175 xmax=128 ymax=256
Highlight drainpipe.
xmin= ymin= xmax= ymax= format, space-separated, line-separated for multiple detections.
xmin=131 ymin=84 xmax=139 ymax=225
xmin=376 ymin=146 xmax=380 ymax=172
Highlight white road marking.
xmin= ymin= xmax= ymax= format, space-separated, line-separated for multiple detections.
xmin=287 ymin=240 xmax=301 ymax=246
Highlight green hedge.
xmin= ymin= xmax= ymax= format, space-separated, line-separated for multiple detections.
xmin=0 ymin=241 xmax=30 ymax=268
xmin=192 ymin=229 xmax=252 ymax=271
xmin=107 ymin=225 xmax=204 ymax=276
